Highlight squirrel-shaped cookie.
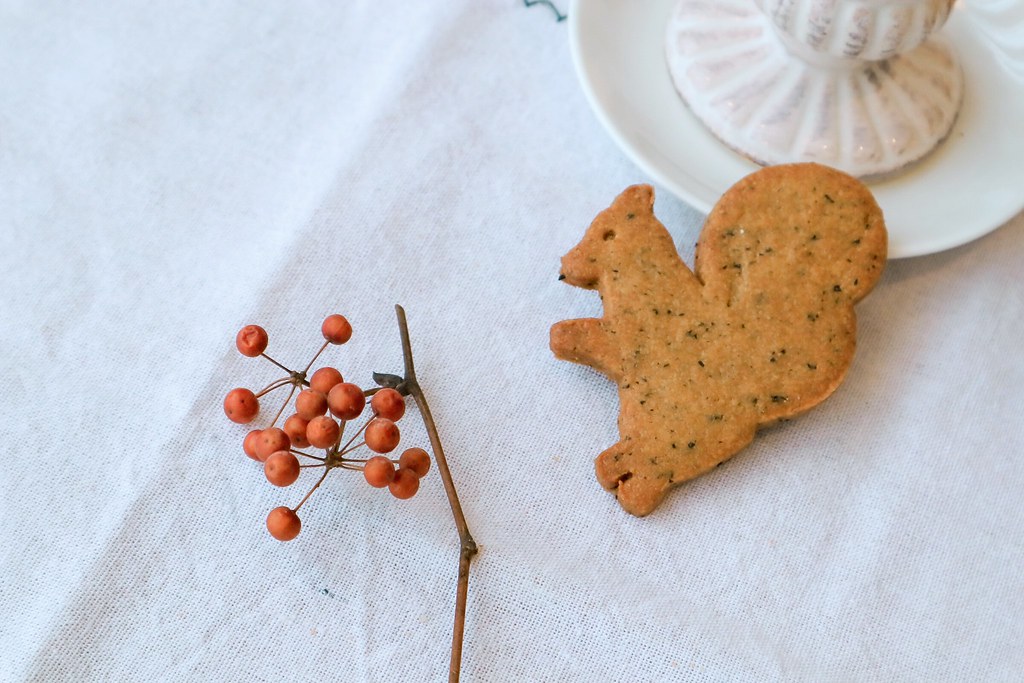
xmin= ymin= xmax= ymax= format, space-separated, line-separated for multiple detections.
xmin=551 ymin=163 xmax=886 ymax=516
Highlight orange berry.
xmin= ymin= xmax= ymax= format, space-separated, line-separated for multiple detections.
xmin=399 ymin=447 xmax=431 ymax=478
xmin=266 ymin=506 xmax=301 ymax=541
xmin=224 ymin=388 xmax=259 ymax=424
xmin=389 ymin=467 xmax=420 ymax=499
xmin=306 ymin=415 xmax=340 ymax=449
xmin=309 ymin=367 xmax=343 ymax=394
xmin=363 ymin=456 xmax=396 ymax=488
xmin=371 ymin=388 xmax=405 ymax=421
xmin=321 ymin=314 xmax=353 ymax=345
xmin=365 ymin=418 xmax=400 ymax=453
xmin=264 ymin=451 xmax=300 ymax=487
xmin=243 ymin=429 xmax=262 ymax=461
xmin=255 ymin=427 xmax=291 ymax=462
xmin=235 ymin=324 xmax=268 ymax=357
xmin=295 ymin=389 xmax=328 ymax=420
xmin=328 ymin=382 xmax=365 ymax=420
xmin=283 ymin=414 xmax=311 ymax=448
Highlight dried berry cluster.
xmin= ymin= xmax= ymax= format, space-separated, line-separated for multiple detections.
xmin=223 ymin=314 xmax=431 ymax=541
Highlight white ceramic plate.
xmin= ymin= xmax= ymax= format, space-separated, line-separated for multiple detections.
xmin=569 ymin=0 xmax=1024 ymax=258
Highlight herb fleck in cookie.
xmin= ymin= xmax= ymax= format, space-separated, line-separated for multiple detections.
xmin=551 ymin=163 xmax=887 ymax=516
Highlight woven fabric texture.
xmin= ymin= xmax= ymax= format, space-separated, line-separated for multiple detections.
xmin=1 ymin=1 xmax=1022 ymax=681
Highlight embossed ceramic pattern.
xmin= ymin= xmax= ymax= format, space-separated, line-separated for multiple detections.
xmin=756 ymin=0 xmax=956 ymax=61
xmin=666 ymin=0 xmax=963 ymax=177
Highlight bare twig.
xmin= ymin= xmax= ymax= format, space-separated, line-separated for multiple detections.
xmin=392 ymin=304 xmax=477 ymax=683
xmin=238 ymin=308 xmax=476 ymax=678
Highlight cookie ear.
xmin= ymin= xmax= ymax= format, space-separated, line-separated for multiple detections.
xmin=612 ymin=184 xmax=655 ymax=216
xmin=559 ymin=184 xmax=663 ymax=288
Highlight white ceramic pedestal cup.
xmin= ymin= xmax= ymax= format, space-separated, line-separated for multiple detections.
xmin=666 ymin=0 xmax=963 ymax=178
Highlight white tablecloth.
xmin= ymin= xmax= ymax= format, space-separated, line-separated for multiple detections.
xmin=2 ymin=1 xmax=1023 ymax=681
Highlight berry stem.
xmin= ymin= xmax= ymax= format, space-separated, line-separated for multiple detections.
xmin=293 ymin=467 xmax=330 ymax=512
xmin=269 ymin=383 xmax=298 ymax=429
xmin=334 ymin=455 xmax=400 ymax=465
xmin=302 ymin=341 xmax=331 ymax=374
xmin=255 ymin=377 xmax=292 ymax=398
xmin=291 ymin=449 xmax=325 ymax=461
xmin=393 ymin=304 xmax=477 ymax=683
xmin=336 ymin=418 xmax=370 ymax=457
xmin=260 ymin=352 xmax=293 ymax=375
xmin=339 ymin=439 xmax=366 ymax=455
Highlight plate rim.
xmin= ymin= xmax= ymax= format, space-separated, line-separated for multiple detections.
xmin=568 ymin=0 xmax=1024 ymax=259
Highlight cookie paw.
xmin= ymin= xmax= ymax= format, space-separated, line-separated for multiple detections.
xmin=616 ymin=473 xmax=667 ymax=517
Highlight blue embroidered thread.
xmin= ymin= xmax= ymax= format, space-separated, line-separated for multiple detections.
xmin=524 ymin=0 xmax=567 ymax=22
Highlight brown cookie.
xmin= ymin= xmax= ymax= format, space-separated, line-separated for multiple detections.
xmin=551 ymin=163 xmax=886 ymax=516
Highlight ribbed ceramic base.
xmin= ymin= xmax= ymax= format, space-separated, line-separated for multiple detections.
xmin=665 ymin=0 xmax=964 ymax=178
